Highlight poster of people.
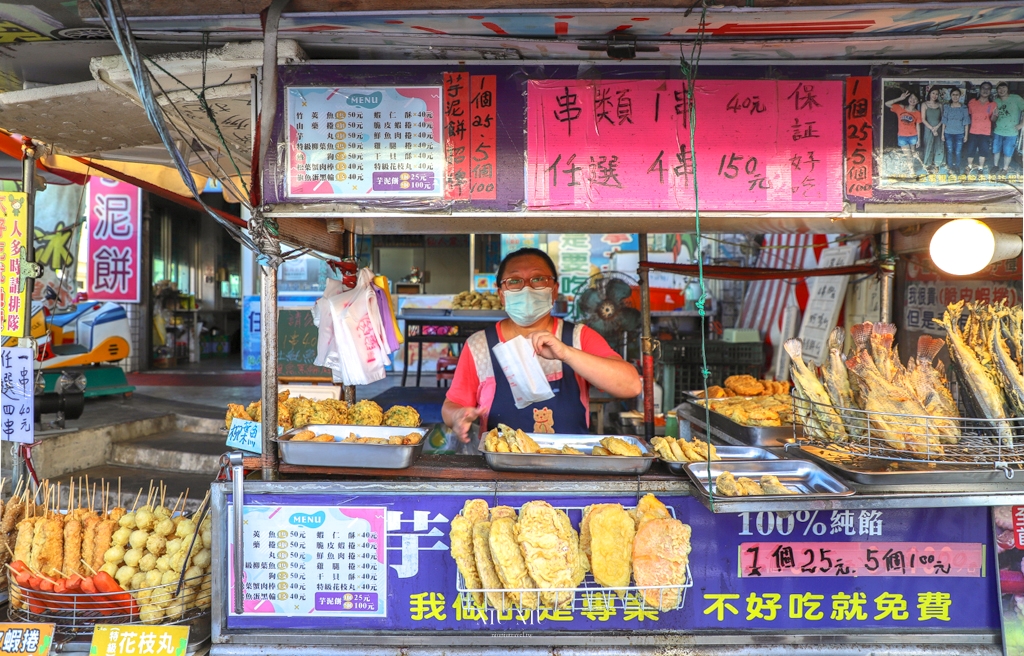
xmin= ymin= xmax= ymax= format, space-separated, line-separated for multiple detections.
xmin=880 ymin=78 xmax=1024 ymax=188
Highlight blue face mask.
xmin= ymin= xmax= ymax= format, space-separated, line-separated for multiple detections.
xmin=503 ymin=287 xmax=553 ymax=327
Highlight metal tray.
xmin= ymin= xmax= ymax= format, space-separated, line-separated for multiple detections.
xmin=274 ymin=424 xmax=429 ymax=469
xmin=683 ymin=459 xmax=854 ymax=498
xmin=451 ymin=309 xmax=507 ymax=318
xmin=400 ymin=308 xmax=450 ymax=318
xmin=659 ymin=445 xmax=779 ymax=476
xmin=483 ymin=433 xmax=656 ymax=475
xmin=793 ymin=444 xmax=1024 ymax=485
xmin=679 ymin=399 xmax=798 ymax=447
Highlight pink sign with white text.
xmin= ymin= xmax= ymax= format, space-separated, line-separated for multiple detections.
xmin=87 ymin=177 xmax=142 ymax=303
xmin=526 ymin=79 xmax=843 ymax=211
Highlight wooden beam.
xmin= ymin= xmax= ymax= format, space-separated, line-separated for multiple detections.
xmin=276 ymin=216 xmax=346 ymax=257
xmin=79 ymin=0 xmax=975 ymax=18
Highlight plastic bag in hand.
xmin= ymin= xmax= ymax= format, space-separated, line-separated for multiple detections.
xmin=491 ymin=335 xmax=554 ymax=409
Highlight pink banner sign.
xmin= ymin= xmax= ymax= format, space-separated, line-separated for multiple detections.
xmin=87 ymin=177 xmax=142 ymax=303
xmin=527 ymin=79 xmax=843 ymax=211
xmin=740 ymin=542 xmax=985 ymax=578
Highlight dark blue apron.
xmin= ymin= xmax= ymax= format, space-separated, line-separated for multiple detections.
xmin=484 ymin=320 xmax=589 ymax=435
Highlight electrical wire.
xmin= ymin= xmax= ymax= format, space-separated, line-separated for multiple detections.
xmin=88 ymin=0 xmax=264 ymax=259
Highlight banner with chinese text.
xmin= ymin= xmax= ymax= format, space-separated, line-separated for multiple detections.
xmin=225 ymin=492 xmax=996 ymax=633
xmin=87 ymin=178 xmax=141 ymax=303
xmin=527 ymin=79 xmax=844 ymax=212
xmin=0 ymin=192 xmax=28 ymax=337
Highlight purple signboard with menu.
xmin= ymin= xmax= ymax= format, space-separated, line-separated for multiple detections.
xmin=226 ymin=492 xmax=997 ymax=633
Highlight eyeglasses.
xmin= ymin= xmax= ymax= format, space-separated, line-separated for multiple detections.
xmin=500 ymin=275 xmax=557 ymax=291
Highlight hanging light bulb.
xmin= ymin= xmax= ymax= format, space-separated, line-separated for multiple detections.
xmin=929 ymin=219 xmax=1022 ymax=276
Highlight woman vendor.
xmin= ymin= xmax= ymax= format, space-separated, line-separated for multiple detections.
xmin=442 ymin=248 xmax=642 ymax=442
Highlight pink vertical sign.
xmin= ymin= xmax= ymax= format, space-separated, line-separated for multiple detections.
xmin=527 ymin=79 xmax=843 ymax=211
xmin=87 ymin=177 xmax=142 ymax=302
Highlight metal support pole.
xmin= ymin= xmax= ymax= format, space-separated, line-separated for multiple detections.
xmin=879 ymin=228 xmax=894 ymax=324
xmin=227 ymin=451 xmax=245 ymax=614
xmin=343 ymin=229 xmax=357 ymax=405
xmin=19 ymin=144 xmax=36 ymax=341
xmin=259 ymin=265 xmax=279 ymax=480
xmin=638 ymin=233 xmax=655 ymax=441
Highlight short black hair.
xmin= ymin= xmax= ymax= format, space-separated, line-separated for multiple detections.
xmin=497 ymin=247 xmax=558 ymax=283
xmin=997 ymin=82 xmax=1009 ymax=89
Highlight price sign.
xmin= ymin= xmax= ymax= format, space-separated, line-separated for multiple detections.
xmin=740 ymin=541 xmax=985 ymax=578
xmin=0 ymin=624 xmax=54 ymax=655
xmin=796 ymin=244 xmax=859 ymax=364
xmin=226 ymin=418 xmax=263 ymax=454
xmin=1 ymin=347 xmax=35 ymax=444
xmin=89 ymin=625 xmax=189 ymax=656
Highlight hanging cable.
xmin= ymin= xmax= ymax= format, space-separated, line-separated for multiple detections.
xmin=89 ymin=0 xmax=269 ymax=262
xmin=680 ymin=4 xmax=716 ymax=510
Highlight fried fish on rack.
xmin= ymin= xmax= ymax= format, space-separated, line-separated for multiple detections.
xmin=225 ymin=404 xmax=250 ymax=429
xmin=488 ymin=516 xmax=537 ymax=609
xmin=449 ymin=499 xmax=490 ymax=608
xmin=516 ymin=501 xmax=580 ymax=608
xmin=632 ymin=512 xmax=691 ymax=610
xmin=580 ymin=504 xmax=618 ymax=560
xmin=632 ymin=493 xmax=671 ymax=529
xmin=490 ymin=506 xmax=517 ymax=521
xmin=589 ymin=504 xmax=635 ymax=596
xmin=473 ymin=521 xmax=513 ymax=609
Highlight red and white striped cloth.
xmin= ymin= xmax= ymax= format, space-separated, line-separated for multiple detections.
xmin=737 ymin=233 xmax=832 ymax=347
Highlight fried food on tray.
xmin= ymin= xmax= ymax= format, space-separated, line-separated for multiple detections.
xmin=651 ymin=436 xmax=718 ymax=463
xmin=346 ymin=399 xmax=382 ymax=426
xmin=698 ymin=394 xmax=795 ymax=427
xmin=482 ymin=424 xmax=542 ymax=453
xmin=516 ymin=501 xmax=581 ymax=608
xmin=694 ymin=379 xmax=791 ymax=399
xmin=724 ymin=375 xmax=764 ymax=396
xmin=561 ymin=445 xmax=584 ymax=455
xmin=591 ymin=446 xmax=611 ymax=456
xmin=225 ymin=404 xmax=250 ymax=429
xmin=714 ymin=471 xmax=766 ymax=496
xmin=589 ymin=505 xmax=635 ymax=595
xmin=760 ymin=475 xmax=795 ymax=495
xmin=580 ymin=504 xmax=618 ymax=560
xmin=507 ymin=429 xmax=541 ymax=454
xmin=290 ymin=430 xmax=316 ymax=442
xmin=538 ymin=448 xmax=561 ymax=454
xmin=312 ymin=434 xmax=335 ymax=443
xmin=599 ymin=436 xmax=643 ymax=457
xmin=632 ymin=517 xmax=691 ymax=610
xmin=383 ymin=405 xmax=421 ymax=428
xmin=490 ymin=506 xmax=517 ymax=521
xmin=449 ymin=506 xmax=485 ymax=608
xmin=489 ymin=516 xmax=537 ymax=609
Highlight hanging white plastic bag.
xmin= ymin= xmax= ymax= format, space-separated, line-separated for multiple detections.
xmin=313 ymin=277 xmax=349 ymax=373
xmin=327 ymin=269 xmax=389 ymax=385
xmin=491 ymin=335 xmax=554 ymax=409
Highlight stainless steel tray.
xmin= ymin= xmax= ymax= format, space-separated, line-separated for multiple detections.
xmin=794 ymin=444 xmax=1024 ymax=486
xmin=400 ymin=308 xmax=450 ymax=318
xmin=275 ymin=424 xmax=428 ymax=469
xmin=451 ymin=309 xmax=507 ymax=318
xmin=659 ymin=445 xmax=779 ymax=476
xmin=483 ymin=433 xmax=656 ymax=475
xmin=679 ymin=400 xmax=798 ymax=447
xmin=683 ymin=459 xmax=854 ymax=498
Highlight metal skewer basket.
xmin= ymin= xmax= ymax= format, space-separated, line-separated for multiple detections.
xmin=792 ymin=391 xmax=1024 ymax=474
xmin=8 ymin=575 xmax=211 ymax=649
xmin=454 ymin=504 xmax=693 ymax=618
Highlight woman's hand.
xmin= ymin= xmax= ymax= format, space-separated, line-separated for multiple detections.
xmin=529 ymin=330 xmax=572 ymax=362
xmin=448 ymin=405 xmax=484 ymax=444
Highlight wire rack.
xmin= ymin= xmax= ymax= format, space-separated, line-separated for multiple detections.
xmin=792 ymin=391 xmax=1024 ymax=471
xmin=8 ymin=575 xmax=211 ymax=636
xmin=454 ymin=504 xmax=693 ymax=616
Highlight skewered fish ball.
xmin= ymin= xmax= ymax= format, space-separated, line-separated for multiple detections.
xmin=144 ymin=569 xmax=163 ymax=588
xmin=161 ymin=570 xmax=179 ymax=585
xmin=193 ymin=549 xmax=211 ymax=570
xmin=154 ymin=518 xmax=174 ymax=537
xmin=136 ymin=588 xmax=152 ymax=604
xmin=130 ymin=572 xmax=146 ymax=590
xmin=123 ymin=548 xmax=144 ymax=568
xmin=99 ymin=562 xmax=118 ymax=577
xmin=135 ymin=509 xmax=155 ymax=531
xmin=129 ymin=529 xmax=149 ymax=550
xmin=112 ymin=527 xmax=132 ymax=547
xmin=139 ymin=604 xmax=163 ymax=625
xmin=166 ymin=538 xmax=182 ymax=555
xmin=146 ymin=534 xmax=167 ymax=556
xmin=183 ymin=565 xmax=203 ymax=582
xmin=175 ymin=518 xmax=196 ymax=539
xmin=139 ymin=553 xmax=157 ymax=572
xmin=156 ymin=556 xmax=170 ymax=572
xmin=154 ymin=506 xmax=171 ymax=520
xmin=103 ymin=545 xmax=125 ymax=564
xmin=170 ymin=551 xmax=188 ymax=573
xmin=118 ymin=512 xmax=137 ymax=529
xmin=201 ymin=529 xmax=213 ymax=549
xmin=115 ymin=565 xmax=137 ymax=587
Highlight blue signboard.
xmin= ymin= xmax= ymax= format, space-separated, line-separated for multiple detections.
xmin=226 ymin=493 xmax=997 ymax=633
xmin=242 ymin=296 xmax=261 ymax=371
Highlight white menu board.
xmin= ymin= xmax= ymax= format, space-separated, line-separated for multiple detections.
xmin=797 ymin=244 xmax=859 ymax=364
xmin=285 ymin=86 xmax=443 ymax=199
xmin=228 ymin=504 xmax=388 ymax=618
